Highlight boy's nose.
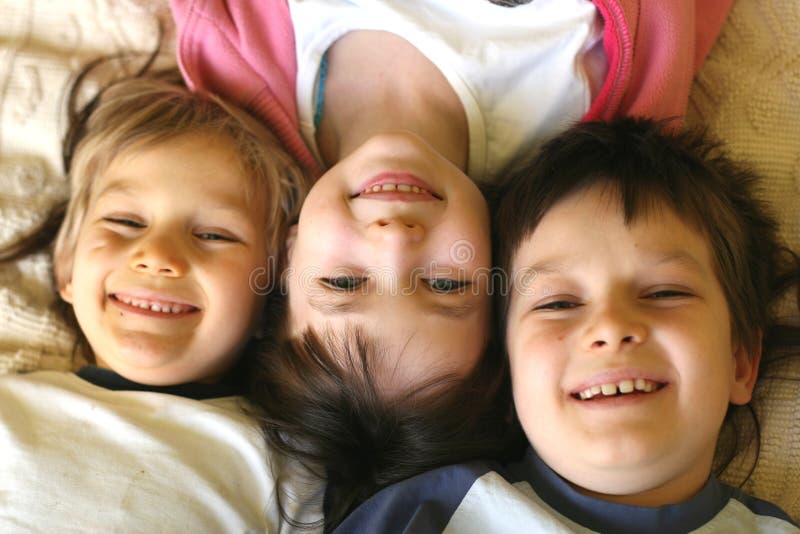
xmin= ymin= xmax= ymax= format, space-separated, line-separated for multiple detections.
xmin=582 ymin=303 xmax=647 ymax=353
xmin=129 ymin=235 xmax=189 ymax=277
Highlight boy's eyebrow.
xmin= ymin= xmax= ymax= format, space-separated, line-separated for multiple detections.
xmin=647 ymin=250 xmax=705 ymax=272
xmin=519 ymin=250 xmax=708 ymax=280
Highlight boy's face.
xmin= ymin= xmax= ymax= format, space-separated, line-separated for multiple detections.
xmin=286 ymin=131 xmax=491 ymax=389
xmin=60 ymin=133 xmax=268 ymax=385
xmin=505 ymin=184 xmax=759 ymax=506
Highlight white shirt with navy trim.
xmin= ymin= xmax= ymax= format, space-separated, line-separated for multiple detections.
xmin=335 ymin=447 xmax=799 ymax=533
xmin=0 ymin=369 xmax=323 ymax=533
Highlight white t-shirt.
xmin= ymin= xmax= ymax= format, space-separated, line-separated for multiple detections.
xmin=289 ymin=0 xmax=605 ymax=182
xmin=0 ymin=370 xmax=323 ymax=533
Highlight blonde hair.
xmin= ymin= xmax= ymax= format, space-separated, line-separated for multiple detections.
xmin=54 ymin=69 xmax=310 ymax=290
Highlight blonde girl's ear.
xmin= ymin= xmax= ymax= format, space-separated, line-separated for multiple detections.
xmin=58 ymin=281 xmax=74 ymax=304
xmin=53 ymin=234 xmax=76 ymax=304
xmin=729 ymin=335 xmax=762 ymax=406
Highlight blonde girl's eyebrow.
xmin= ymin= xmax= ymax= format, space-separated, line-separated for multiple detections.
xmin=93 ymin=179 xmax=141 ymax=202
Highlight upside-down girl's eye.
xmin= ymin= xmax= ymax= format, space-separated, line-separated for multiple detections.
xmin=320 ymin=277 xmax=366 ymax=290
xmin=426 ymin=279 xmax=469 ymax=293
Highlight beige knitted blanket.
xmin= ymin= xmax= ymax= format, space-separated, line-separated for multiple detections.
xmin=1 ymin=0 xmax=798 ymax=522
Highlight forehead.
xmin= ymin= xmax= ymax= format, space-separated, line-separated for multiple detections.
xmin=511 ymin=185 xmax=715 ymax=276
xmin=93 ymin=133 xmax=259 ymax=205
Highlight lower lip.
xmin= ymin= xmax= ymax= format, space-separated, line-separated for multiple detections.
xmin=110 ymin=296 xmax=198 ymax=318
xmin=356 ymin=172 xmax=440 ymax=198
xmin=570 ymin=386 xmax=668 ymax=409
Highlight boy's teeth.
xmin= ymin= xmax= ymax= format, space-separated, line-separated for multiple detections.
xmin=361 ymin=183 xmax=432 ymax=195
xmin=577 ymin=379 xmax=661 ymax=400
xmin=600 ymin=383 xmax=617 ymax=396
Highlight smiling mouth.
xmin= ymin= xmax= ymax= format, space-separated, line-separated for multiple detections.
xmin=352 ymin=182 xmax=442 ymax=200
xmin=352 ymin=173 xmax=443 ymax=200
xmin=110 ymin=294 xmax=199 ymax=315
xmin=571 ymin=378 xmax=667 ymax=401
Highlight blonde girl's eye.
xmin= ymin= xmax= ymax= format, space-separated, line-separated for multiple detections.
xmin=103 ymin=217 xmax=145 ymax=229
xmin=195 ymin=232 xmax=238 ymax=242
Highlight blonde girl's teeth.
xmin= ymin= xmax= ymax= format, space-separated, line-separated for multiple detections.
xmin=590 ymin=385 xmax=601 ymax=395
xmin=172 ymin=305 xmax=182 ymax=313
xmin=412 ymin=186 xmax=421 ymax=193
xmin=635 ymin=378 xmax=647 ymax=391
xmin=397 ymin=184 xmax=411 ymax=192
xmin=371 ymin=185 xmax=381 ymax=192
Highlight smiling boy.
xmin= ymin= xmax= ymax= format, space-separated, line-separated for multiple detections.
xmin=332 ymin=118 xmax=800 ymax=533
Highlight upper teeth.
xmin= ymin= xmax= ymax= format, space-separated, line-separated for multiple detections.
xmin=117 ymin=295 xmax=191 ymax=314
xmin=577 ymin=378 xmax=659 ymax=400
xmin=360 ymin=183 xmax=432 ymax=195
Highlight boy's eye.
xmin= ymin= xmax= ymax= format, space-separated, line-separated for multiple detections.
xmin=196 ymin=232 xmax=237 ymax=242
xmin=425 ymin=279 xmax=469 ymax=294
xmin=103 ymin=217 xmax=145 ymax=229
xmin=320 ymin=277 xmax=366 ymax=290
xmin=645 ymin=290 xmax=692 ymax=299
xmin=534 ymin=300 xmax=580 ymax=311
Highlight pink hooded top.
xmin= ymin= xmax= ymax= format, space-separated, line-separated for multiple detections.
xmin=170 ymin=0 xmax=732 ymax=177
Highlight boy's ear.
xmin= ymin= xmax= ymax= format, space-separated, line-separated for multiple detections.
xmin=729 ymin=335 xmax=762 ymax=405
xmin=285 ymin=224 xmax=298 ymax=261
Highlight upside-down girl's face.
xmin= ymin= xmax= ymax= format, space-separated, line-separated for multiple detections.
xmin=285 ymin=131 xmax=492 ymax=390
xmin=60 ymin=133 xmax=269 ymax=385
xmin=505 ymin=184 xmax=760 ymax=506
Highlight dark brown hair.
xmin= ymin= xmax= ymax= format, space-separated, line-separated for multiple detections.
xmin=243 ymin=292 xmax=513 ymax=531
xmin=493 ymin=117 xmax=799 ymax=357
xmin=493 ymin=117 xmax=800 ymax=480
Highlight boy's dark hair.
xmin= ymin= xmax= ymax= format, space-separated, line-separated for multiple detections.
xmin=494 ymin=117 xmax=799 ymax=358
xmin=493 ymin=117 xmax=800 ymax=483
xmin=243 ymin=292 xmax=513 ymax=531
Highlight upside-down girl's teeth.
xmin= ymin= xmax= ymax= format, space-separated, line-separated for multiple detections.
xmin=361 ymin=183 xmax=433 ymax=196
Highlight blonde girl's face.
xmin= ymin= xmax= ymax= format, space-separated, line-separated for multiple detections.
xmin=505 ymin=184 xmax=760 ymax=507
xmin=59 ymin=133 xmax=269 ymax=385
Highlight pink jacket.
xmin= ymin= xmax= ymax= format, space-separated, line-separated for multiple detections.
xmin=170 ymin=0 xmax=732 ymax=177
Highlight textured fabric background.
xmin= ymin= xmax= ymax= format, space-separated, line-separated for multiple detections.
xmin=0 ymin=0 xmax=798 ymax=522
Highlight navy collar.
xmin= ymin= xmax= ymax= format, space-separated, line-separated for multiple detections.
xmin=75 ymin=365 xmax=241 ymax=400
xmin=507 ymin=447 xmax=729 ymax=534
